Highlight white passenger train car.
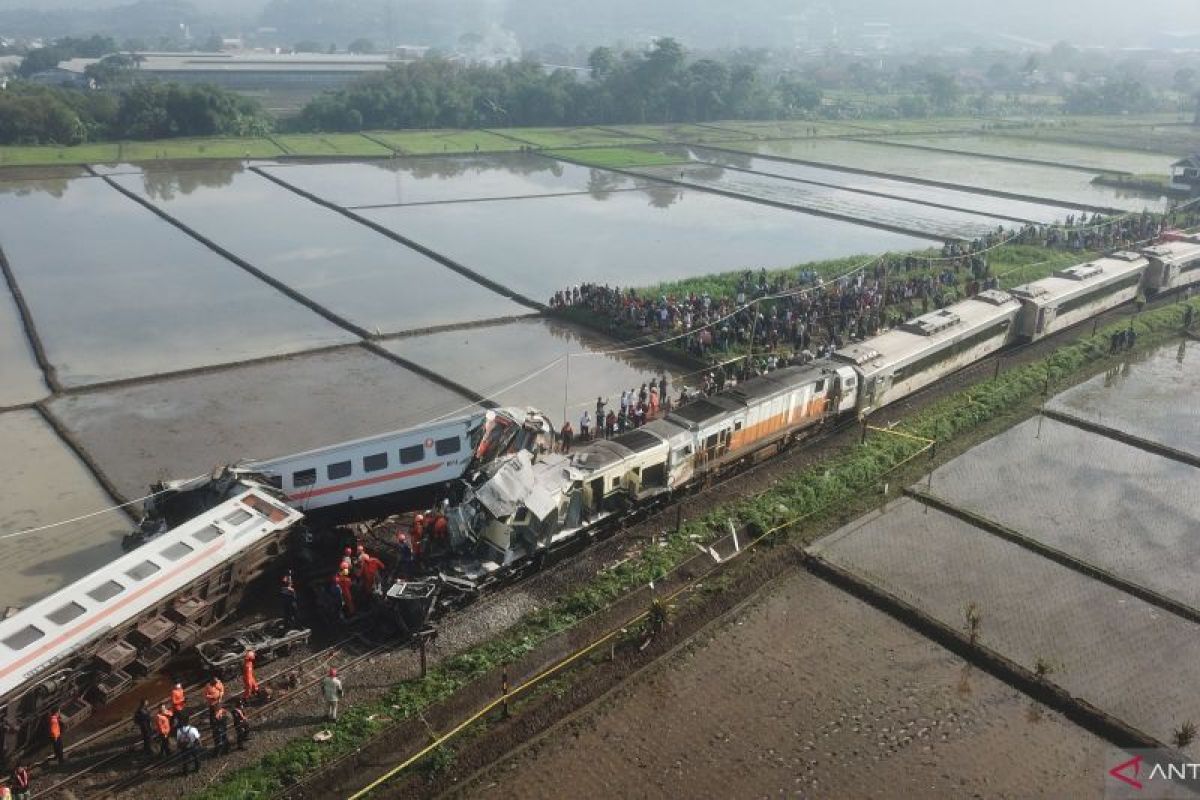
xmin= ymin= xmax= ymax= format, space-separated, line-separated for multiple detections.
xmin=1143 ymin=238 xmax=1200 ymax=293
xmin=0 ymin=488 xmax=300 ymax=753
xmin=1009 ymin=252 xmax=1149 ymax=341
xmin=248 ymin=412 xmax=487 ymax=514
xmin=835 ymin=289 xmax=1022 ymax=415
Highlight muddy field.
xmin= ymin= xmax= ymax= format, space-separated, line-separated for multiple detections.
xmin=458 ymin=572 xmax=1109 ymax=799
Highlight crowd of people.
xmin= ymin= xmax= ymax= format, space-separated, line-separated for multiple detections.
xmin=550 ymin=211 xmax=1193 ymax=370
xmin=559 ymin=378 xmax=676 ymax=449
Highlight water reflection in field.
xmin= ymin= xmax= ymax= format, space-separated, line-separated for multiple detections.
xmin=0 ymin=176 xmax=354 ymax=387
xmin=112 ymin=166 xmax=528 ymax=334
xmin=260 ymin=154 xmax=654 ymax=209
xmin=360 ymin=187 xmax=933 ymax=301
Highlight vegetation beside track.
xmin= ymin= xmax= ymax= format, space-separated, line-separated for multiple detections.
xmin=197 ymin=291 xmax=1200 ymax=799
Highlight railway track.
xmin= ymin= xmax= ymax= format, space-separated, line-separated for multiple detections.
xmin=35 ymin=634 xmax=376 ymax=799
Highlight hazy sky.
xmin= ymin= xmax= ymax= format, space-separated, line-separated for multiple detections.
xmin=2 ymin=0 xmax=1198 ymax=49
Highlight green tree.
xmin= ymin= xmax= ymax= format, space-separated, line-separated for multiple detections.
xmin=18 ymin=48 xmax=66 ymax=77
xmin=202 ymin=34 xmax=225 ymax=52
xmin=925 ymin=72 xmax=960 ymax=111
xmin=348 ymin=38 xmax=375 ymax=54
xmin=294 ymin=41 xmax=322 ymax=53
xmin=587 ymin=46 xmax=615 ymax=81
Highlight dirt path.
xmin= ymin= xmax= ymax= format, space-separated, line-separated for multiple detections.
xmin=455 ymin=572 xmax=1108 ymax=799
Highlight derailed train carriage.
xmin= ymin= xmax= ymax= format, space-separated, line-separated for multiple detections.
xmin=0 ymin=489 xmax=301 ymax=763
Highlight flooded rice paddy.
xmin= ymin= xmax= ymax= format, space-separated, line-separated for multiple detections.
xmin=811 ymin=338 xmax=1200 ymax=751
xmin=47 ymin=346 xmax=475 ymax=501
xmin=675 ymin=146 xmax=1074 ymax=223
xmin=110 ymin=165 xmax=528 ymax=334
xmin=0 ymin=283 xmax=45 ymax=406
xmin=259 ymin=154 xmax=652 ymax=208
xmin=0 ymin=175 xmax=355 ymax=387
xmin=811 ymin=497 xmax=1200 ymax=753
xmin=0 ymin=410 xmax=129 ymax=609
xmin=381 ymin=317 xmax=684 ymax=428
xmin=633 ymin=161 xmax=1012 ymax=238
xmin=726 ymin=138 xmax=1169 ymax=212
xmin=924 ymin=415 xmax=1200 ymax=608
xmin=875 ymin=134 xmax=1178 ymax=177
xmin=359 ymin=187 xmax=933 ymax=300
xmin=1046 ymin=339 xmax=1200 ymax=457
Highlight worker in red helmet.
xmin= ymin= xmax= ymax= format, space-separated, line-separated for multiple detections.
xmin=242 ymin=650 xmax=260 ymax=702
xmin=359 ymin=552 xmax=385 ymax=596
xmin=339 ymin=546 xmax=353 ymax=574
xmin=321 ymin=667 xmax=344 ymax=722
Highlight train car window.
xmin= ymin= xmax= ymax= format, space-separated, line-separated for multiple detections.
xmin=2 ymin=625 xmax=44 ymax=651
xmin=193 ymin=525 xmax=222 ymax=544
xmin=266 ymin=474 xmax=283 ymax=491
xmin=292 ymin=468 xmax=317 ymax=488
xmin=364 ymin=453 xmax=389 ymax=472
xmin=48 ymin=602 xmax=86 ymax=625
xmin=400 ymin=444 xmax=424 ymax=464
xmin=160 ymin=541 xmax=194 ymax=562
xmin=815 ymin=379 xmax=825 ymax=392
xmin=734 ymin=421 xmax=743 ymax=431
xmin=87 ymin=580 xmax=124 ymax=602
xmin=47 ymin=602 xmax=86 ymax=625
xmin=435 ymin=437 xmax=461 ymax=456
xmin=126 ymin=560 xmax=161 ymax=581
xmin=327 ymin=460 xmax=352 ymax=480
xmin=224 ymin=509 xmax=253 ymax=526
xmin=845 ymin=376 xmax=855 ymax=387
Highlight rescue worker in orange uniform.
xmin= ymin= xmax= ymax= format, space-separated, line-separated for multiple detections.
xmin=431 ymin=513 xmax=450 ymax=556
xmin=170 ymin=682 xmax=186 ymax=726
xmin=153 ymin=705 xmax=173 ymax=757
xmin=203 ymin=675 xmax=225 ymax=725
xmin=359 ymin=551 xmax=385 ymax=596
xmin=410 ymin=514 xmax=425 ymax=562
xmin=339 ymin=546 xmax=353 ymax=574
xmin=242 ymin=651 xmax=260 ymax=702
xmin=335 ymin=569 xmax=356 ymax=616
xmin=47 ymin=710 xmax=64 ymax=764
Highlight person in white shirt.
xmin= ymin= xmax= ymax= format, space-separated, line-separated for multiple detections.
xmin=321 ymin=668 xmax=344 ymax=721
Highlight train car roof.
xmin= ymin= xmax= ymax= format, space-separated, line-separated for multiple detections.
xmin=1008 ymin=251 xmax=1148 ymax=305
xmin=1143 ymin=239 xmax=1200 ymax=265
xmin=721 ymin=363 xmax=840 ymax=404
xmin=0 ymin=488 xmax=301 ymax=698
xmin=836 ymin=290 xmax=1020 ymax=377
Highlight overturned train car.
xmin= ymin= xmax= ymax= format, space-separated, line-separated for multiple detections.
xmin=0 ymin=489 xmax=301 ymax=764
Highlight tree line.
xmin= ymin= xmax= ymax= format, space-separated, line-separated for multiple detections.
xmin=0 ymin=82 xmax=272 ymax=146
xmin=292 ymin=39 xmax=822 ymax=132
